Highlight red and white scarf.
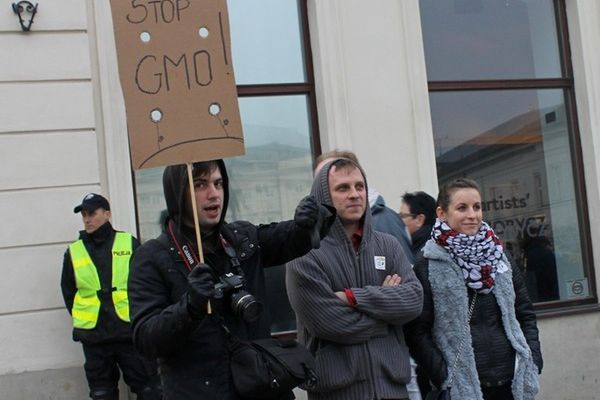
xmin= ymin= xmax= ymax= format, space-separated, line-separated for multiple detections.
xmin=431 ymin=218 xmax=507 ymax=294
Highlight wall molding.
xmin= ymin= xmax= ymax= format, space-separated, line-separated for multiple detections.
xmin=86 ymin=0 xmax=137 ymax=234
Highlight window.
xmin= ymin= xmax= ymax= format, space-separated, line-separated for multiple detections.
xmin=133 ymin=0 xmax=319 ymax=333
xmin=420 ymin=0 xmax=595 ymax=310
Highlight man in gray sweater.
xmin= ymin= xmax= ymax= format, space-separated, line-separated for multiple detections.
xmin=286 ymin=158 xmax=423 ymax=400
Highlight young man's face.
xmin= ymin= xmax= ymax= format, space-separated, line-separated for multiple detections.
xmin=328 ymin=165 xmax=367 ymax=229
xmin=81 ymin=208 xmax=111 ymax=234
xmin=186 ymin=167 xmax=224 ymax=232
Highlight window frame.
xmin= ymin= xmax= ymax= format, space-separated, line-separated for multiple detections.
xmin=423 ymin=0 xmax=597 ymax=315
xmin=235 ymin=0 xmax=321 ymax=158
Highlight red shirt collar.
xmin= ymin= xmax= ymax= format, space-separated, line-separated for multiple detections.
xmin=351 ymin=226 xmax=363 ymax=252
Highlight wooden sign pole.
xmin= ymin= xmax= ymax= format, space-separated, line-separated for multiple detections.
xmin=186 ymin=163 xmax=211 ymax=314
xmin=186 ymin=163 xmax=204 ymax=262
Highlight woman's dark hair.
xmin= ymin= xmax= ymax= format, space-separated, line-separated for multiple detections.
xmin=437 ymin=178 xmax=481 ymax=211
xmin=402 ymin=191 xmax=437 ymax=226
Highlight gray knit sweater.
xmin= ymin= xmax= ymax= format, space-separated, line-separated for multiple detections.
xmin=286 ymin=161 xmax=423 ymax=400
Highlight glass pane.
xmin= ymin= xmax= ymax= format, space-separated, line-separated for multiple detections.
xmin=431 ymin=89 xmax=588 ymax=303
xmin=227 ymin=95 xmax=314 ymax=333
xmin=134 ymin=95 xmax=314 ymax=332
xmin=419 ymin=0 xmax=562 ymax=80
xmin=228 ymin=0 xmax=306 ymax=84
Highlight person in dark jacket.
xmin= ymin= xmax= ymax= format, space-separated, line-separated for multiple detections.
xmin=404 ymin=179 xmax=543 ymax=400
xmin=61 ymin=193 xmax=159 ymax=400
xmin=128 ymin=160 xmax=333 ymax=400
xmin=399 ymin=191 xmax=437 ymax=398
xmin=287 ymin=158 xmax=423 ymax=400
xmin=400 ymin=191 xmax=436 ymax=257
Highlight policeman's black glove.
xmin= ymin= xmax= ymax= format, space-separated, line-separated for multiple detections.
xmin=186 ymin=263 xmax=215 ymax=319
xmin=294 ymin=195 xmax=336 ymax=248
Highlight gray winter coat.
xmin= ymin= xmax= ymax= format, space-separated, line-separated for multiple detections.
xmin=286 ymin=160 xmax=423 ymax=400
xmin=409 ymin=240 xmax=541 ymax=400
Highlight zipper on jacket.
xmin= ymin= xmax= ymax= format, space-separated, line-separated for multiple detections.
xmin=365 ymin=342 xmax=379 ymax=399
xmin=351 ymin=243 xmax=379 ymax=399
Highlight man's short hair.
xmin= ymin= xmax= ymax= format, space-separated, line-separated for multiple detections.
xmin=402 ymin=191 xmax=437 ymax=226
xmin=315 ymin=149 xmax=360 ymax=169
xmin=329 ymin=157 xmax=361 ymax=173
xmin=192 ymin=160 xmax=220 ymax=179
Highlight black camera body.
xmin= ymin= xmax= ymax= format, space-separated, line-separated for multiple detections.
xmin=214 ymin=272 xmax=263 ymax=323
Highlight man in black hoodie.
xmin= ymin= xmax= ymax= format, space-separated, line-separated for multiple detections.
xmin=128 ymin=160 xmax=333 ymax=400
xmin=61 ymin=193 xmax=159 ymax=400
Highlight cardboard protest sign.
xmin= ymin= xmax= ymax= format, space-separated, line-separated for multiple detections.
xmin=110 ymin=0 xmax=244 ymax=170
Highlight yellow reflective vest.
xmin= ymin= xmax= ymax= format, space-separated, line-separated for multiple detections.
xmin=68 ymin=232 xmax=132 ymax=329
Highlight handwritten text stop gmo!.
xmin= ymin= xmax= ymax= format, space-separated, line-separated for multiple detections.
xmin=125 ymin=0 xmax=216 ymax=94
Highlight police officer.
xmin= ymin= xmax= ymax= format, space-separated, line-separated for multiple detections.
xmin=61 ymin=193 xmax=160 ymax=400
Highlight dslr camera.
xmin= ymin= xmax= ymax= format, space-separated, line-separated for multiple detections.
xmin=214 ymin=272 xmax=263 ymax=323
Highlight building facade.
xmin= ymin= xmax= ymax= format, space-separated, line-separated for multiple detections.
xmin=1 ymin=1 xmax=599 ymax=398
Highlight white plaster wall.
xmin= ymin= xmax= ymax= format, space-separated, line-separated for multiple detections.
xmin=567 ymin=0 xmax=600 ymax=301
xmin=308 ymin=0 xmax=438 ymax=210
xmin=537 ymin=314 xmax=600 ymax=399
xmin=0 ymin=0 xmax=98 ymax=382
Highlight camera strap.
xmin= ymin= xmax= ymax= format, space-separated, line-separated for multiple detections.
xmin=167 ymin=220 xmax=199 ymax=272
xmin=220 ymin=234 xmax=241 ymax=269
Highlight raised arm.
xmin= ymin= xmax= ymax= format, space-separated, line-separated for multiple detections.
xmin=257 ymin=196 xmax=335 ymax=267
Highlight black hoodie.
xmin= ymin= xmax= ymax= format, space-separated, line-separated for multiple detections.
xmin=129 ymin=160 xmax=318 ymax=400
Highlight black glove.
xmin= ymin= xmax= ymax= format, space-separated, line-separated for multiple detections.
xmin=186 ymin=263 xmax=215 ymax=318
xmin=294 ymin=195 xmax=320 ymax=230
xmin=294 ymin=195 xmax=336 ymax=248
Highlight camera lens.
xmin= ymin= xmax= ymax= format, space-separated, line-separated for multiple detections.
xmin=230 ymin=291 xmax=263 ymax=323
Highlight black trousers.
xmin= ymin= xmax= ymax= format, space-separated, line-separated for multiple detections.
xmin=482 ymin=384 xmax=514 ymax=400
xmin=82 ymin=341 xmax=155 ymax=399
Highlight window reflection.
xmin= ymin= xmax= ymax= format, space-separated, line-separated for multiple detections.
xmin=226 ymin=95 xmax=313 ymax=332
xmin=431 ymin=89 xmax=588 ymax=302
xmin=228 ymin=0 xmax=306 ymax=85
xmin=419 ymin=0 xmax=562 ymax=80
xmin=134 ymin=95 xmax=314 ymax=332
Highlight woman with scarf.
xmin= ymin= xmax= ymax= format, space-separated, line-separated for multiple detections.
xmin=404 ymin=178 xmax=542 ymax=400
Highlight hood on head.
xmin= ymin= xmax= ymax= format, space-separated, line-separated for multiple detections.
xmin=368 ymin=187 xmax=383 ymax=209
xmin=311 ymin=158 xmax=371 ymax=240
xmin=162 ymin=159 xmax=229 ymax=231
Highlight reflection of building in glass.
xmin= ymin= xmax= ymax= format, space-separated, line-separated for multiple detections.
xmin=135 ymin=167 xmax=167 ymax=242
xmin=436 ymin=104 xmax=583 ymax=302
xmin=227 ymin=141 xmax=313 ymax=333
xmin=227 ymin=141 xmax=312 ymax=223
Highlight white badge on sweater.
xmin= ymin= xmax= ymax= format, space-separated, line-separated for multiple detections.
xmin=374 ymin=256 xmax=386 ymax=270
